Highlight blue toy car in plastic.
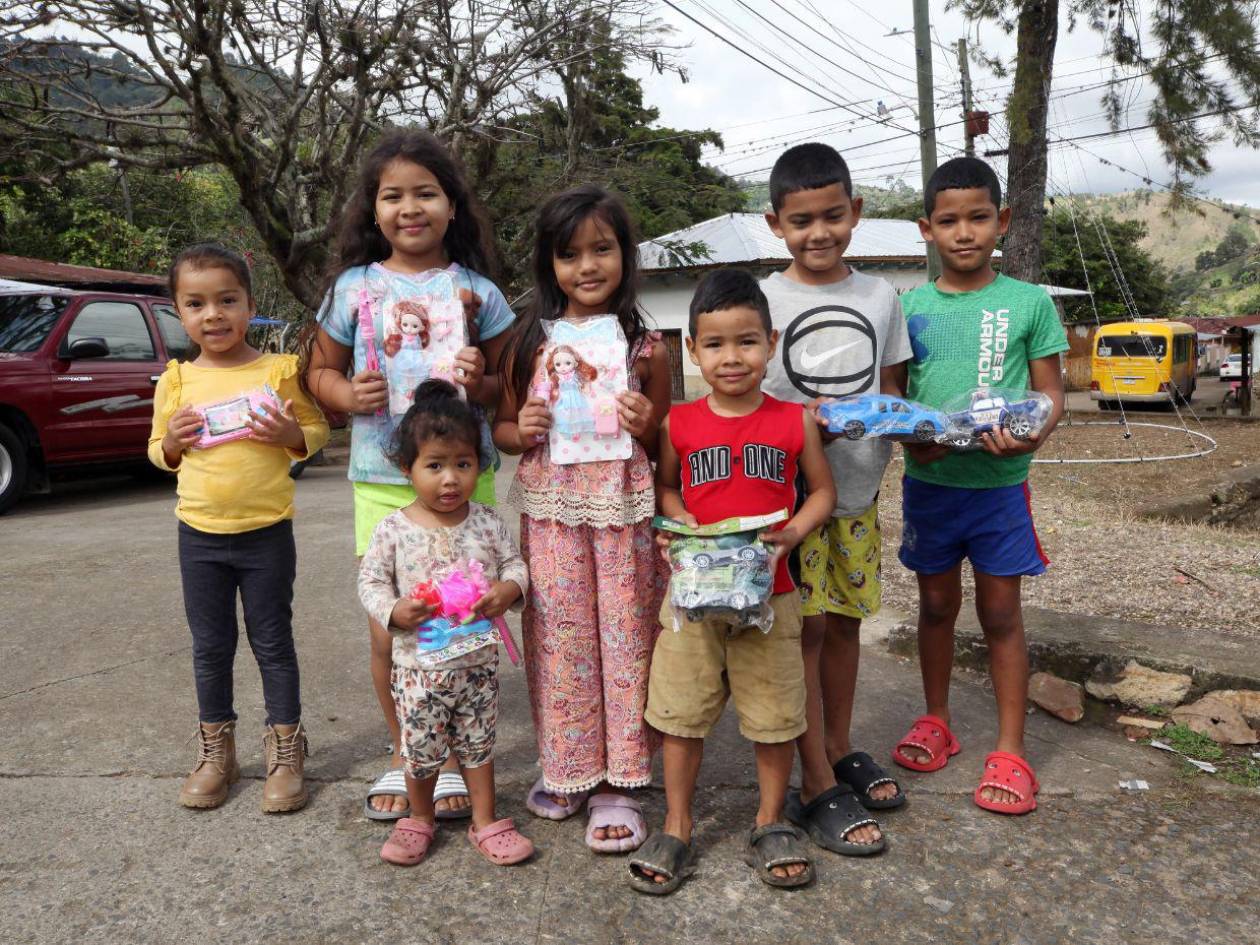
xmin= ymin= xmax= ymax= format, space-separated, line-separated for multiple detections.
xmin=944 ymin=391 xmax=1045 ymax=443
xmin=817 ymin=394 xmax=947 ymax=442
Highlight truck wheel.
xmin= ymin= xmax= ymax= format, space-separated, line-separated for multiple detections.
xmin=0 ymin=423 xmax=28 ymax=515
xmin=843 ymin=420 xmax=866 ymax=440
xmin=914 ymin=420 xmax=937 ymax=442
xmin=1006 ymin=415 xmax=1033 ymax=440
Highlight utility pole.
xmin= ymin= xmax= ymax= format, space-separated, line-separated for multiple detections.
xmin=913 ymin=0 xmax=940 ymax=279
xmin=958 ymin=38 xmax=975 ymax=157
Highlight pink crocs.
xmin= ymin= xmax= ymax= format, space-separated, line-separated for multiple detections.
xmin=380 ymin=817 xmax=436 ymax=866
xmin=468 ymin=818 xmax=535 ymax=865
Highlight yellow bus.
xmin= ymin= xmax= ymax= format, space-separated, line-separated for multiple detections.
xmin=1090 ymin=320 xmax=1198 ymax=404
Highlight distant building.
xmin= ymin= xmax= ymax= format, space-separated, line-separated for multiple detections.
xmin=637 ymin=213 xmax=1088 ymax=397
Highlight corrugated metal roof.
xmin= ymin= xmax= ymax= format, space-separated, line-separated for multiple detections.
xmin=0 ymin=254 xmax=165 ymax=290
xmin=638 ymin=213 xmax=953 ymax=270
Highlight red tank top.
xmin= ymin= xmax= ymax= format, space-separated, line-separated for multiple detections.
xmin=669 ymin=394 xmax=803 ymax=594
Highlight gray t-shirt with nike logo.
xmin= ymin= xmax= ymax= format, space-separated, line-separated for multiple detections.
xmin=761 ymin=268 xmax=913 ymax=518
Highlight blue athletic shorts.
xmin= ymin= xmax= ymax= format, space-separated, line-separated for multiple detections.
xmin=898 ymin=477 xmax=1049 ymax=577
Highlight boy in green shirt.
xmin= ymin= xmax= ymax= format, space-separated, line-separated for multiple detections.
xmin=891 ymin=157 xmax=1068 ymax=815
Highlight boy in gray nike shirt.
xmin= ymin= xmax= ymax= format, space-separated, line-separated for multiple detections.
xmin=761 ymin=142 xmax=911 ymax=857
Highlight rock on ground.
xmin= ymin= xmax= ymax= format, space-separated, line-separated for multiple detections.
xmin=1211 ymin=689 xmax=1260 ymax=724
xmin=1171 ymin=694 xmax=1260 ymax=745
xmin=1028 ymin=672 xmax=1085 ymax=723
xmin=1084 ymin=660 xmax=1191 ymax=708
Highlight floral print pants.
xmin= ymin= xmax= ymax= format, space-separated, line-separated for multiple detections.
xmin=521 ymin=517 xmax=667 ymax=793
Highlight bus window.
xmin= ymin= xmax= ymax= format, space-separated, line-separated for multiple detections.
xmin=1097 ymin=335 xmax=1167 ymax=358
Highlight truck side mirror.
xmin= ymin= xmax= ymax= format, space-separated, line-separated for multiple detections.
xmin=64 ymin=337 xmax=110 ymax=359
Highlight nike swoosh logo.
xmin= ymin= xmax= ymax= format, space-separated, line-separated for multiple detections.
xmin=797 ymin=339 xmax=864 ymax=371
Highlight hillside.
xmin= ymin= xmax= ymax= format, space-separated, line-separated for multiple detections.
xmin=1077 ymin=190 xmax=1260 ymax=269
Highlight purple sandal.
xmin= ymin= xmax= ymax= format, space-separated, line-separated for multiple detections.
xmin=585 ymin=793 xmax=647 ymax=853
xmin=525 ymin=775 xmax=588 ymax=821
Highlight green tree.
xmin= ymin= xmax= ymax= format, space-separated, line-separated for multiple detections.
xmin=1215 ymin=224 xmax=1252 ymax=263
xmin=472 ymin=28 xmax=745 ymax=290
xmin=951 ymin=0 xmax=1260 ymax=283
xmin=1041 ymin=209 xmax=1170 ymax=320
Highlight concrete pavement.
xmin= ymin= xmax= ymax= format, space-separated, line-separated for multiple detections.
xmin=1 ymin=468 xmax=1256 ymax=945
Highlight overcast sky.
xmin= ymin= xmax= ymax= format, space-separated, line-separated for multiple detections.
xmin=633 ymin=0 xmax=1260 ymax=208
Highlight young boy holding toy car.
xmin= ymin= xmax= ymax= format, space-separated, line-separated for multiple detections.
xmin=760 ymin=143 xmax=914 ymax=859
xmin=891 ymin=157 xmax=1069 ymax=816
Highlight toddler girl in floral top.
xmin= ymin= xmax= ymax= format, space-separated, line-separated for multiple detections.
xmin=359 ymin=379 xmax=532 ymax=867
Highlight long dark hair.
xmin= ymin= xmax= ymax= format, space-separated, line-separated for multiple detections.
xmin=326 ymin=129 xmax=498 ymax=284
xmin=504 ymin=185 xmax=649 ymax=405
xmin=300 ymin=130 xmax=499 ymax=393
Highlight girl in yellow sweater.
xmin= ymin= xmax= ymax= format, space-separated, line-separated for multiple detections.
xmin=148 ymin=244 xmax=328 ymax=813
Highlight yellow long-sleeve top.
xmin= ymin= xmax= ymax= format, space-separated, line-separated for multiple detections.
xmin=148 ymin=353 xmax=330 ymax=534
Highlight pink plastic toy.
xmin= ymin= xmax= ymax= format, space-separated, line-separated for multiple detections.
xmin=357 ymin=286 xmax=386 ymax=417
xmin=530 ymin=380 xmax=552 ymax=444
xmin=408 ymin=560 xmax=520 ymax=664
xmin=593 ymin=395 xmax=619 ymax=437
xmin=194 ymin=385 xmax=281 ymax=449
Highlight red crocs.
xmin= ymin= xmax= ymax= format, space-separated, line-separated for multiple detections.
xmin=973 ymin=751 xmax=1040 ymax=815
xmin=892 ymin=714 xmax=962 ymax=772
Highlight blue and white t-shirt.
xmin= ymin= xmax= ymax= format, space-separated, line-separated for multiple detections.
xmin=320 ymin=262 xmax=515 ymax=484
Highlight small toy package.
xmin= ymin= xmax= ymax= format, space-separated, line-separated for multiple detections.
xmin=410 ymin=559 xmax=521 ymax=665
xmin=193 ymin=385 xmax=282 ymax=449
xmin=537 ymin=316 xmax=631 ymax=465
xmin=358 ymin=268 xmax=468 ymax=417
xmin=817 ymin=394 xmax=948 ymax=443
xmin=654 ymin=509 xmax=788 ymax=634
xmin=937 ymin=387 xmax=1054 ymax=451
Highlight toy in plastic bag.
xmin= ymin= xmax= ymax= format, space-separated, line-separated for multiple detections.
xmin=365 ymin=268 xmax=467 ymax=416
xmin=817 ymin=394 xmax=948 ymax=443
xmin=538 ymin=316 xmax=631 ymax=465
xmin=193 ymin=384 xmax=282 ymax=449
xmin=410 ymin=559 xmax=521 ymax=665
xmin=654 ymin=510 xmax=788 ymax=634
xmin=937 ymin=387 xmax=1054 ymax=451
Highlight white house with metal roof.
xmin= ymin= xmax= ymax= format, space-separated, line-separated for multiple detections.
xmin=636 ymin=212 xmax=1086 ymax=397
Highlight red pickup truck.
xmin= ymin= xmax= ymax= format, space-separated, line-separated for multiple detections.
xmin=0 ymin=286 xmax=192 ymax=513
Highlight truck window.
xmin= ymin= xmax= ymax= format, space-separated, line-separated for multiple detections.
xmin=153 ymin=304 xmax=193 ymax=360
xmin=66 ymin=301 xmax=156 ymax=360
xmin=0 ymin=293 xmax=72 ymax=352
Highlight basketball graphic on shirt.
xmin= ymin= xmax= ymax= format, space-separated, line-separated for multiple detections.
xmin=781 ymin=304 xmax=877 ymax=398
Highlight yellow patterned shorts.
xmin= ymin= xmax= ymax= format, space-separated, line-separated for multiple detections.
xmin=795 ymin=503 xmax=882 ymax=620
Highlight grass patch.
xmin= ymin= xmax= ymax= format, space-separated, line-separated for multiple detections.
xmin=1230 ymin=564 xmax=1260 ymax=579
xmin=1143 ymin=704 xmax=1171 ymax=718
xmin=1159 ymin=724 xmax=1225 ymax=761
xmin=1154 ymin=724 xmax=1260 ymax=789
xmin=1219 ymin=759 xmax=1260 ymax=788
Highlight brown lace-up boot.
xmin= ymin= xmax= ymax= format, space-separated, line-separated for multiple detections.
xmin=179 ymin=720 xmax=239 ymax=809
xmin=261 ymin=722 xmax=309 ymax=813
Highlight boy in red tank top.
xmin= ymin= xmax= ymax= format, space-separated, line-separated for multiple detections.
xmin=628 ymin=270 xmax=835 ymax=895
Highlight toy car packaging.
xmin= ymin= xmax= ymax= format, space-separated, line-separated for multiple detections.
xmin=410 ymin=559 xmax=521 ymax=665
xmin=537 ymin=316 xmax=632 ymax=465
xmin=937 ymin=387 xmax=1054 ymax=451
xmin=356 ymin=267 xmax=469 ymax=417
xmin=816 ymin=394 xmax=948 ymax=443
xmin=193 ymin=384 xmax=282 ymax=449
xmin=654 ymin=509 xmax=788 ymax=634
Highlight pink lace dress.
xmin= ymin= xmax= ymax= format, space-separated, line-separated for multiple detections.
xmin=510 ymin=332 xmax=667 ymax=793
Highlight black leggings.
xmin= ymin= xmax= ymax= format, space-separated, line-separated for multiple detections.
xmin=178 ymin=519 xmax=300 ymax=726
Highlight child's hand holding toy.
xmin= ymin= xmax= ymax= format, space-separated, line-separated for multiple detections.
xmin=162 ymin=406 xmax=204 ymax=464
xmin=473 ymin=580 xmax=522 ymax=619
xmin=389 ymin=595 xmax=437 ymax=633
xmin=246 ymin=399 xmax=306 ymax=451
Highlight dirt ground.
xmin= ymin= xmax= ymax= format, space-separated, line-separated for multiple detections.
xmin=878 ymin=417 xmax=1260 ymax=639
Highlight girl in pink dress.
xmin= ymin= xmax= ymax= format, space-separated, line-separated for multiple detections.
xmin=494 ymin=185 xmax=671 ymax=854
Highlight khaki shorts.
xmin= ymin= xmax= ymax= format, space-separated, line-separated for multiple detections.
xmin=645 ymin=592 xmax=805 ymax=743
xmin=796 ymin=504 xmax=882 ymax=620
